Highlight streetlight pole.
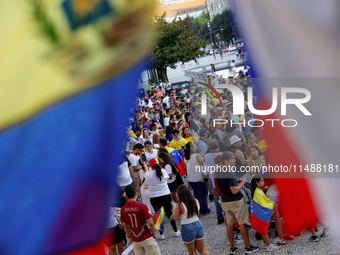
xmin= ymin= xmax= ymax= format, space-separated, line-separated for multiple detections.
xmin=207 ymin=22 xmax=214 ymax=49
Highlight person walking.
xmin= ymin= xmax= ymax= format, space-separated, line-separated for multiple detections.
xmin=145 ymin=159 xmax=181 ymax=239
xmin=172 ymin=185 xmax=211 ymax=255
xmin=120 ymin=184 xmax=161 ymax=255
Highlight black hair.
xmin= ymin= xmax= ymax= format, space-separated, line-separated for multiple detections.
xmin=166 ymin=108 xmax=171 ymax=114
xmin=250 ymin=145 xmax=261 ymax=157
xmin=173 ymin=129 xmax=180 ymax=135
xmin=144 ymin=140 xmax=152 ymax=147
xmin=124 ymin=184 xmax=136 ymax=199
xmin=150 ymin=123 xmax=157 ymax=130
xmin=184 ymin=112 xmax=191 ymax=123
xmin=177 ymin=185 xmax=198 ymax=218
xmin=133 ymin=143 xmax=144 ymax=150
xmin=158 ymin=152 xmax=178 ymax=175
xmin=158 ymin=147 xmax=168 ymax=154
xmin=176 ymin=114 xmax=182 ymax=120
xmin=170 ymin=114 xmax=175 ymax=120
xmin=152 ymin=163 xmax=163 ymax=181
xmin=165 ymin=126 xmax=173 ymax=140
xmin=159 ymin=137 xmax=168 ymax=147
xmin=184 ymin=142 xmax=193 ymax=160
xmin=250 ymin=174 xmax=263 ymax=198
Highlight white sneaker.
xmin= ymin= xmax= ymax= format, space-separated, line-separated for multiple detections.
xmin=174 ymin=230 xmax=181 ymax=237
xmin=275 ymin=238 xmax=286 ymax=245
xmin=159 ymin=234 xmax=165 ymax=240
xmin=266 ymin=244 xmax=280 ymax=252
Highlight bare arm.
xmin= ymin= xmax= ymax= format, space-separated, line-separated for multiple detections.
xmin=146 ymin=218 xmax=157 ymax=239
xmin=235 ymin=149 xmax=248 ymax=165
xmin=230 ymin=179 xmax=247 ymax=195
xmin=129 ymin=166 xmax=134 ymax=179
xmin=172 ymin=203 xmax=183 ymax=221
xmin=122 ymin=221 xmax=132 ymax=244
xmin=137 ymin=171 xmax=142 ymax=197
xmin=196 ymin=153 xmax=205 ymax=166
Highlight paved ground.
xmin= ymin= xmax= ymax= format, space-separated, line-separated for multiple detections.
xmin=149 ymin=199 xmax=339 ymax=255
xmin=122 ymin=198 xmax=338 ymax=255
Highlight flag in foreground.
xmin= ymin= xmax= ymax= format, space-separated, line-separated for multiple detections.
xmin=0 ymin=0 xmax=155 ymax=254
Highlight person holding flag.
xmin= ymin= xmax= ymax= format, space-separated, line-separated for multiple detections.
xmin=249 ymin=175 xmax=280 ymax=252
xmin=170 ymin=129 xmax=187 ymax=157
xmin=145 ymin=159 xmax=181 ymax=240
xmin=159 ymin=138 xmax=186 ymax=177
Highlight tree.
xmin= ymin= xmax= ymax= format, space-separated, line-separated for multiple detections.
xmin=149 ymin=13 xmax=206 ymax=82
xmin=210 ymin=10 xmax=236 ymax=43
xmin=190 ymin=10 xmax=210 ymax=39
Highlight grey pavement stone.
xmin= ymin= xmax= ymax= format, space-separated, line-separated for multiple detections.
xmin=150 ymin=200 xmax=339 ymax=255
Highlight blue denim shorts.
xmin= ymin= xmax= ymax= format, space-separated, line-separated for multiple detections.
xmin=181 ymin=221 xmax=205 ymax=243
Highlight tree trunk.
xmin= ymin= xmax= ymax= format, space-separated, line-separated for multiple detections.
xmin=155 ymin=66 xmax=168 ymax=82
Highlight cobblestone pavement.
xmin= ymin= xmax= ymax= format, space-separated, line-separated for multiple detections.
xmin=150 ymin=200 xmax=339 ymax=255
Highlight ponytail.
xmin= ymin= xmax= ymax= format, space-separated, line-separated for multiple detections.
xmin=154 ymin=163 xmax=163 ymax=181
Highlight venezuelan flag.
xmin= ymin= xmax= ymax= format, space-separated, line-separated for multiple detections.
xmin=249 ymin=188 xmax=274 ymax=235
xmin=170 ymin=138 xmax=187 ymax=157
xmin=0 ymin=0 xmax=155 ymax=254
xmin=165 ymin=147 xmax=186 ymax=177
xmin=154 ymin=207 xmax=165 ymax=232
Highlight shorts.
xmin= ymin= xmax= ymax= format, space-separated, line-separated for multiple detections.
xmin=167 ymin=180 xmax=177 ymax=193
xmin=181 ymin=221 xmax=205 ymax=244
xmin=221 ymin=197 xmax=250 ymax=226
xmin=108 ymin=225 xmax=126 ymax=246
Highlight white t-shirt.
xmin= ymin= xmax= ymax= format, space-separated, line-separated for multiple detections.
xmin=181 ymin=89 xmax=188 ymax=94
xmin=116 ymin=161 xmax=133 ymax=188
xmin=145 ymin=169 xmax=170 ymax=198
xmin=231 ymin=62 xmax=235 ymax=69
xmin=165 ymin=164 xmax=176 ymax=183
xmin=107 ymin=207 xmax=118 ymax=228
xmin=185 ymin=154 xmax=201 ymax=182
xmin=163 ymin=96 xmax=170 ymax=107
xmin=164 ymin=117 xmax=170 ymax=127
xmin=145 ymin=149 xmax=158 ymax=161
xmin=128 ymin=153 xmax=140 ymax=178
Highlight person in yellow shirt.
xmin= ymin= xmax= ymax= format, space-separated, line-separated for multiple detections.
xmin=254 ymin=130 xmax=267 ymax=154
xmin=170 ymin=129 xmax=187 ymax=156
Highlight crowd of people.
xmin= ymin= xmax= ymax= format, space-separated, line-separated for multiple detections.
xmin=107 ymin=70 xmax=330 ymax=255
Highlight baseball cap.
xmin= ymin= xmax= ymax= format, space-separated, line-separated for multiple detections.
xmin=199 ymin=128 xmax=208 ymax=136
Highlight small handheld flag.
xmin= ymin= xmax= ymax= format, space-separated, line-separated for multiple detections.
xmin=154 ymin=207 xmax=165 ymax=233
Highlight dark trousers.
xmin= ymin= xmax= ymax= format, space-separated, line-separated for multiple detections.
xmin=150 ymin=194 xmax=177 ymax=234
xmin=189 ymin=181 xmax=210 ymax=215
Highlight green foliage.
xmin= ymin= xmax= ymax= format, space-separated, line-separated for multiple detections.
xmin=210 ymin=10 xmax=236 ymax=42
xmin=190 ymin=10 xmax=210 ymax=39
xmin=150 ymin=13 xmax=206 ymax=80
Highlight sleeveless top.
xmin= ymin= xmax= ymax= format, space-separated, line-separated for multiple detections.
xmin=186 ymin=153 xmax=200 ymax=182
xmin=180 ymin=199 xmax=200 ymax=225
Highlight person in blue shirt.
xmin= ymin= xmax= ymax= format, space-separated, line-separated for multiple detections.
xmin=244 ymin=111 xmax=254 ymax=134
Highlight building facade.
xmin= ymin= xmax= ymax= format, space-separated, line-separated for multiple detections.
xmin=206 ymin=0 xmax=231 ymax=20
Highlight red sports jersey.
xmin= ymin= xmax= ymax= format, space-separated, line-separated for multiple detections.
xmin=120 ymin=201 xmax=152 ymax=242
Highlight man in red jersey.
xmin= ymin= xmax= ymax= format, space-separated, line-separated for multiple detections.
xmin=121 ymin=184 xmax=161 ymax=255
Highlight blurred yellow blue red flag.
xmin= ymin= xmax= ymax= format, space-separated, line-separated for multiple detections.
xmin=0 ymin=0 xmax=155 ymax=254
